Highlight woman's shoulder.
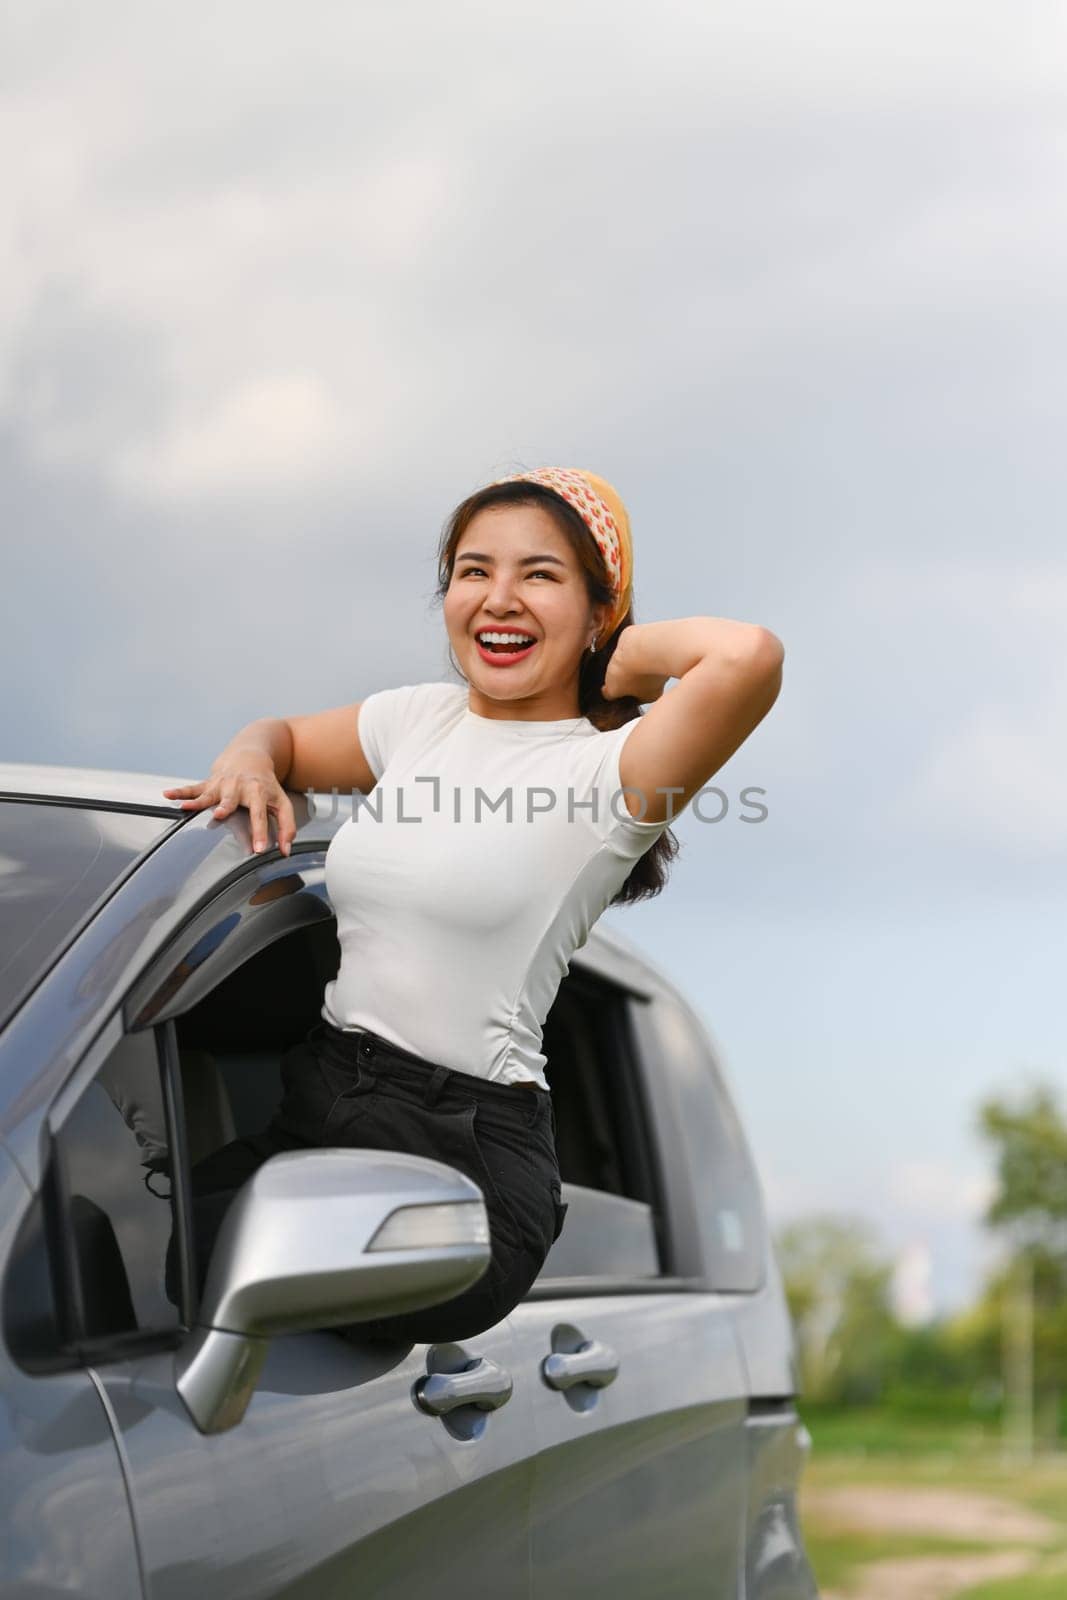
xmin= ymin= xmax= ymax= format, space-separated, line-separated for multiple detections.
xmin=356 ymin=680 xmax=466 ymax=779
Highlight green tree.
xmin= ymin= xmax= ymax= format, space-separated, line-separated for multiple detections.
xmin=976 ymin=1079 xmax=1067 ymax=1450
xmin=978 ymin=1082 xmax=1067 ymax=1241
xmin=775 ymin=1214 xmax=897 ymax=1404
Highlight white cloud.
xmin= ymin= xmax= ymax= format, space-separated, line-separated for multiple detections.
xmin=112 ymin=374 xmax=355 ymax=499
xmin=842 ymin=558 xmax=1067 ymax=631
xmin=889 ymin=1159 xmax=996 ymax=1223
xmin=903 ymin=693 xmax=1067 ymax=856
xmin=764 ymin=1161 xmax=997 ymax=1233
xmin=834 ymin=557 xmax=1067 ymax=857
xmin=3 ymin=1 xmax=1064 ymax=506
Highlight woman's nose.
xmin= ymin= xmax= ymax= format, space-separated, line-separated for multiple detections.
xmin=484 ymin=574 xmax=523 ymax=611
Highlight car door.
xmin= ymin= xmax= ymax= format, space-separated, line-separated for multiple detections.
xmin=34 ymin=1008 xmax=535 ymax=1600
xmin=512 ymin=972 xmax=749 ymax=1598
xmin=511 ymin=1288 xmax=747 ymax=1599
xmin=0 ymin=1142 xmax=145 ymax=1600
xmin=107 ymin=1325 xmax=532 ymax=1600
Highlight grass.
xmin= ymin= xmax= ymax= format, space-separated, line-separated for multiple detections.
xmin=954 ymin=1570 xmax=1067 ymax=1600
xmin=794 ymin=1405 xmax=1067 ymax=1598
xmin=797 ymin=1401 xmax=1000 ymax=1458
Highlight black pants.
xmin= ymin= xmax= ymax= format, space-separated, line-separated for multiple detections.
xmin=174 ymin=1020 xmax=569 ymax=1344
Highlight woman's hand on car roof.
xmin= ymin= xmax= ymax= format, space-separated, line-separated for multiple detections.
xmin=162 ymin=756 xmax=297 ymax=858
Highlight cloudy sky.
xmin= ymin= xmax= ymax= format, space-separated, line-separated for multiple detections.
xmin=5 ymin=1 xmax=1064 ymax=1314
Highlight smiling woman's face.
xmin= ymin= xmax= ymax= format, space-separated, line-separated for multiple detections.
xmin=444 ymin=502 xmax=607 ymax=719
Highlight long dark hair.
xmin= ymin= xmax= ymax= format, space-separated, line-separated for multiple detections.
xmin=432 ymin=479 xmax=680 ymax=905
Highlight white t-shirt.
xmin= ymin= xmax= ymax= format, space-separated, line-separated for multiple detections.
xmin=320 ymin=680 xmax=676 ymax=1089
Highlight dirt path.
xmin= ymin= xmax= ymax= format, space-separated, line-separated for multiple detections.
xmin=803 ymin=1484 xmax=1061 ymax=1600
xmin=803 ymin=1484 xmax=1059 ymax=1544
xmin=819 ymin=1548 xmax=1035 ymax=1600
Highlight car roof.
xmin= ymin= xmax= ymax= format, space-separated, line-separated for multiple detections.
xmin=0 ymin=762 xmax=195 ymax=813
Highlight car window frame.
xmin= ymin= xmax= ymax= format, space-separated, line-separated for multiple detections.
xmin=122 ymin=857 xmax=335 ymax=1031
xmin=114 ymin=857 xmax=339 ymax=1321
xmin=36 ymin=1010 xmax=194 ymax=1369
xmin=519 ymin=969 xmax=687 ymax=1298
xmin=626 ymin=984 xmax=770 ymax=1293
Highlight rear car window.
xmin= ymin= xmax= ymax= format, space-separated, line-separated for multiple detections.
xmin=0 ymin=800 xmax=172 ymax=1031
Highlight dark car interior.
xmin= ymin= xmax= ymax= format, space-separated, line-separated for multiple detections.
xmin=171 ymin=920 xmax=665 ymax=1291
xmin=4 ymin=914 xmax=668 ymax=1373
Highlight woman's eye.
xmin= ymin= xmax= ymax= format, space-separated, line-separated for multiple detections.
xmin=457 ymin=566 xmax=554 ymax=579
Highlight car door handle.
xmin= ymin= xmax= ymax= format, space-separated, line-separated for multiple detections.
xmin=413 ymin=1356 xmax=513 ymax=1416
xmin=542 ymin=1338 xmax=619 ymax=1392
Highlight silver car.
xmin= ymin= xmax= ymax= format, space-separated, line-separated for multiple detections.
xmin=0 ymin=765 xmax=819 ymax=1599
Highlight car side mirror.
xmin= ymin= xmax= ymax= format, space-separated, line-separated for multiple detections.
xmin=175 ymin=1148 xmax=490 ymax=1434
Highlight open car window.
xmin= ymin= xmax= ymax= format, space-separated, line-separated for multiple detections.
xmin=538 ymin=972 xmax=669 ymax=1283
xmin=118 ymin=863 xmax=677 ymax=1301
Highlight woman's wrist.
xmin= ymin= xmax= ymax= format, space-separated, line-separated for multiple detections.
xmin=211 ymin=719 xmax=293 ymax=781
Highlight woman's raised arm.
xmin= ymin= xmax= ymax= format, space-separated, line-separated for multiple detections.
xmin=605 ymin=618 xmax=784 ymax=826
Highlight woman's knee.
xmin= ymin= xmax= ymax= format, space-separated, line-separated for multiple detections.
xmin=343 ymin=1220 xmax=549 ymax=1346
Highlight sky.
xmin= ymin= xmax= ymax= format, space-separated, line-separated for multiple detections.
xmin=4 ymin=1 xmax=1064 ymax=1316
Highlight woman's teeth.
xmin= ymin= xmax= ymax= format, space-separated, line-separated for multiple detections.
xmin=477 ymin=632 xmax=537 ymax=654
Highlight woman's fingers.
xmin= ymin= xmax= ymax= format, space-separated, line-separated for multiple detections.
xmin=250 ymin=794 xmax=271 ymax=854
xmin=162 ymin=782 xmax=208 ymax=806
xmin=272 ymin=793 xmax=298 ymax=858
xmin=213 ymin=779 xmax=246 ymax=819
xmin=163 ymin=772 xmax=297 ymax=857
xmin=257 ymin=793 xmax=297 ymax=856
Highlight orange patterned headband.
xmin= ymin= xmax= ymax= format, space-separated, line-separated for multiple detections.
xmin=484 ymin=466 xmax=634 ymax=648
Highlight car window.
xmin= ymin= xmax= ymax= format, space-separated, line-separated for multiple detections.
xmin=538 ymin=972 xmax=668 ymax=1282
xmin=115 ymin=897 xmax=673 ymax=1298
xmin=648 ymin=991 xmax=766 ymax=1291
xmin=126 ymin=906 xmax=344 ymax=1311
xmin=3 ymin=1026 xmax=184 ymax=1372
xmin=0 ymin=799 xmax=172 ymax=1032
